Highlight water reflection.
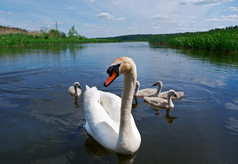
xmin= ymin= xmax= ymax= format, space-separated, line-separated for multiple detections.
xmin=180 ymin=49 xmax=238 ymax=68
xmin=132 ymin=96 xmax=138 ymax=109
xmin=0 ymin=44 xmax=85 ymax=56
xmin=153 ymin=107 xmax=177 ymax=124
xmin=74 ymin=96 xmax=80 ymax=107
xmin=225 ymin=98 xmax=238 ymax=111
xmin=85 ymin=135 xmax=138 ymax=164
xmin=226 ymin=117 xmax=238 ymax=136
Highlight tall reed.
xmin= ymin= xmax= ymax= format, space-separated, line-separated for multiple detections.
xmin=149 ymin=26 xmax=238 ymax=51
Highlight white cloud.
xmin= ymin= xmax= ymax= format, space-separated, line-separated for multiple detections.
xmin=150 ymin=15 xmax=168 ymax=20
xmin=222 ymin=14 xmax=238 ymax=21
xmin=189 ymin=16 xmax=196 ymax=19
xmin=128 ymin=24 xmax=138 ymax=30
xmin=7 ymin=12 xmax=13 ymax=15
xmin=205 ymin=18 xmax=220 ymax=22
xmin=179 ymin=0 xmax=233 ymax=6
xmin=112 ymin=1 xmax=120 ymax=5
xmin=228 ymin=7 xmax=238 ymax=12
xmin=205 ymin=14 xmax=238 ymax=22
xmin=97 ymin=12 xmax=125 ymax=21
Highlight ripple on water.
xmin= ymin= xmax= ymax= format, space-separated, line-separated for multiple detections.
xmin=177 ymin=82 xmax=220 ymax=109
xmin=226 ymin=117 xmax=238 ymax=136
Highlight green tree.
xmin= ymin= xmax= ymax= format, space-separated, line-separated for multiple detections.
xmin=68 ymin=25 xmax=79 ymax=37
xmin=48 ymin=29 xmax=61 ymax=38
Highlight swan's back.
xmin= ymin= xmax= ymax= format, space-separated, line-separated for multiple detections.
xmin=159 ymin=91 xmax=184 ymax=99
xmin=134 ymin=81 xmax=156 ymax=97
xmin=68 ymin=86 xmax=75 ymax=96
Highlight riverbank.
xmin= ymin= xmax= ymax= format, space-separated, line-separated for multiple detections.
xmin=1 ymin=25 xmax=237 ymax=52
xmin=149 ymin=26 xmax=238 ymax=52
xmin=0 ymin=33 xmax=119 ymax=48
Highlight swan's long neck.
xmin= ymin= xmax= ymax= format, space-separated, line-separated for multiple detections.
xmin=155 ymin=85 xmax=162 ymax=96
xmin=74 ymin=85 xmax=78 ymax=96
xmin=117 ymin=70 xmax=137 ymax=153
xmin=134 ymin=83 xmax=139 ymax=96
xmin=167 ymin=94 xmax=174 ymax=107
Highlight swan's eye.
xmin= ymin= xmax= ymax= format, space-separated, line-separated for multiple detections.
xmin=107 ymin=64 xmax=120 ymax=76
xmin=104 ymin=64 xmax=120 ymax=87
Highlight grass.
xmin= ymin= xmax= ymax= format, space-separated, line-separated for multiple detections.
xmin=149 ymin=26 xmax=238 ymax=52
xmin=0 ymin=33 xmax=118 ymax=48
xmin=0 ymin=26 xmax=120 ymax=47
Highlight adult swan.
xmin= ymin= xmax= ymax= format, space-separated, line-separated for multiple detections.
xmin=83 ymin=57 xmax=141 ymax=155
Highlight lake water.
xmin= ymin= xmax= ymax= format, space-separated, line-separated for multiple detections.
xmin=0 ymin=42 xmax=238 ymax=164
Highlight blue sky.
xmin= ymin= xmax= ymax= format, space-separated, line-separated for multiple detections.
xmin=0 ymin=0 xmax=237 ymax=38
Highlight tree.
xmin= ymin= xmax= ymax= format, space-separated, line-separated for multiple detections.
xmin=48 ymin=29 xmax=61 ymax=38
xmin=68 ymin=25 xmax=79 ymax=37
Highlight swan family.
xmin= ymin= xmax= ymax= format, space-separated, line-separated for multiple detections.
xmin=69 ymin=56 xmax=184 ymax=155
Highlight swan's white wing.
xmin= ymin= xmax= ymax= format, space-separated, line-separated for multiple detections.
xmin=159 ymin=91 xmax=184 ymax=99
xmin=83 ymin=86 xmax=119 ymax=150
xmin=98 ymin=90 xmax=121 ymax=124
xmin=136 ymin=88 xmax=157 ymax=97
xmin=144 ymin=97 xmax=167 ymax=105
xmin=68 ymin=86 xmax=75 ymax=96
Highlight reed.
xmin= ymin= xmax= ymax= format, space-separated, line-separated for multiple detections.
xmin=149 ymin=26 xmax=238 ymax=52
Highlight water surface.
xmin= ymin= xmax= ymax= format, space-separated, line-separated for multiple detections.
xmin=0 ymin=42 xmax=238 ymax=164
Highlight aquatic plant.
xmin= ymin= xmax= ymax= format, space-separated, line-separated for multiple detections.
xmin=149 ymin=26 xmax=238 ymax=52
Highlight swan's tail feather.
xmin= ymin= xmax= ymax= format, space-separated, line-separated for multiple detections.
xmin=84 ymin=86 xmax=100 ymax=102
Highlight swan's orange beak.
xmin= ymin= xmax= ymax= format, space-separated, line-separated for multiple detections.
xmin=104 ymin=70 xmax=118 ymax=87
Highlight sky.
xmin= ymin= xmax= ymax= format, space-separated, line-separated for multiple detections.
xmin=0 ymin=0 xmax=237 ymax=38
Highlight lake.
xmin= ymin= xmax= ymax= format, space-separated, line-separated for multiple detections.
xmin=0 ymin=42 xmax=238 ymax=164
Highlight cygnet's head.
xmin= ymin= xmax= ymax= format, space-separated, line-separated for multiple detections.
xmin=152 ymin=81 xmax=163 ymax=87
xmin=168 ymin=89 xmax=178 ymax=99
xmin=136 ymin=80 xmax=140 ymax=87
xmin=74 ymin=82 xmax=81 ymax=89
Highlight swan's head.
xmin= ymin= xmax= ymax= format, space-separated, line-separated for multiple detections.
xmin=152 ymin=81 xmax=163 ymax=87
xmin=168 ymin=90 xmax=178 ymax=99
xmin=104 ymin=57 xmax=136 ymax=87
xmin=74 ymin=82 xmax=81 ymax=89
xmin=136 ymin=81 xmax=140 ymax=87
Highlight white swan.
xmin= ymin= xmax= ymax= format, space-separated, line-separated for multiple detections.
xmin=83 ymin=57 xmax=141 ymax=155
xmin=134 ymin=80 xmax=157 ymax=97
xmin=144 ymin=90 xmax=178 ymax=108
xmin=149 ymin=81 xmax=184 ymax=100
xmin=68 ymin=82 xmax=82 ymax=97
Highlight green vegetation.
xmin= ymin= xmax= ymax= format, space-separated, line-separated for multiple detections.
xmin=0 ymin=25 xmax=117 ymax=47
xmin=149 ymin=26 xmax=238 ymax=52
xmin=101 ymin=34 xmax=155 ymax=42
xmin=1 ymin=25 xmax=238 ymax=52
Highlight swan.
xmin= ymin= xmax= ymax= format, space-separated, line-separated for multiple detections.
xmin=144 ymin=90 xmax=178 ymax=108
xmin=68 ymin=82 xmax=82 ymax=97
xmin=134 ymin=80 xmax=157 ymax=97
xmin=149 ymin=81 xmax=184 ymax=99
xmin=83 ymin=57 xmax=141 ymax=155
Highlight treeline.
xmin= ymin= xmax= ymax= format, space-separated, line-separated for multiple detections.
xmin=100 ymin=34 xmax=156 ymax=42
xmin=149 ymin=26 xmax=238 ymax=52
